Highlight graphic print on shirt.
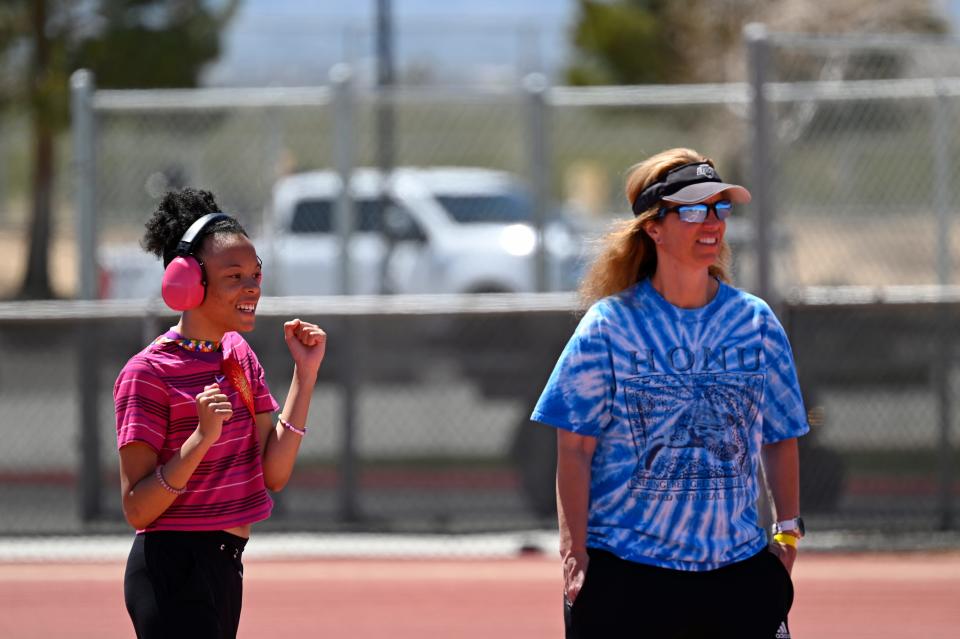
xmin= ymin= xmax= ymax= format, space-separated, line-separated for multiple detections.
xmin=624 ymin=372 xmax=764 ymax=494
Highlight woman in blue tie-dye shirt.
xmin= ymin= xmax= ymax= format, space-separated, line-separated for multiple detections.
xmin=533 ymin=148 xmax=808 ymax=639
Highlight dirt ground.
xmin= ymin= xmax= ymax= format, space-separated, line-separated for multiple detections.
xmin=1 ymin=552 xmax=958 ymax=639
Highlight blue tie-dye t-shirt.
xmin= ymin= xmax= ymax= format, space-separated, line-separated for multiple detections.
xmin=532 ymin=278 xmax=809 ymax=571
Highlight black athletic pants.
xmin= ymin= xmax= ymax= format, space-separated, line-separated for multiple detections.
xmin=124 ymin=530 xmax=247 ymax=639
xmin=564 ymin=547 xmax=794 ymax=639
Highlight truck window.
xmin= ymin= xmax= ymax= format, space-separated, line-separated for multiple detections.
xmin=291 ymin=200 xmax=333 ymax=233
xmin=436 ymin=194 xmax=532 ymax=224
xmin=289 ymin=198 xmax=416 ymax=235
xmin=358 ymin=199 xmax=424 ymax=240
xmin=356 ymin=200 xmax=384 ymax=232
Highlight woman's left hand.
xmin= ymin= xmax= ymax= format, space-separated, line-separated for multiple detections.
xmin=283 ymin=319 xmax=327 ymax=379
xmin=769 ymin=539 xmax=797 ymax=575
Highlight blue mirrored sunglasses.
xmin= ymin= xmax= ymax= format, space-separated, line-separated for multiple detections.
xmin=657 ymin=200 xmax=732 ymax=223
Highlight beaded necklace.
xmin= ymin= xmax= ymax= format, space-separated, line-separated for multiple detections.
xmin=152 ymin=335 xmax=256 ymax=417
xmin=154 ymin=336 xmax=222 ymax=353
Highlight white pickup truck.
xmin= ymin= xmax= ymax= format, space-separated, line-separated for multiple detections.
xmin=99 ymin=167 xmax=584 ymax=299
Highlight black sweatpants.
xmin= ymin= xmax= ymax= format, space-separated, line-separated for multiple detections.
xmin=564 ymin=547 xmax=794 ymax=639
xmin=124 ymin=530 xmax=247 ymax=639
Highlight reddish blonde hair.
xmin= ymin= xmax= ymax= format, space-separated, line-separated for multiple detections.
xmin=578 ymin=148 xmax=732 ymax=307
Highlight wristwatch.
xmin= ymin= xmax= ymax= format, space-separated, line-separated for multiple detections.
xmin=772 ymin=516 xmax=805 ymax=538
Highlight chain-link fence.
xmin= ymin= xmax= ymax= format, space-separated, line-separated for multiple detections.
xmin=0 ymin=296 xmax=580 ymax=537
xmin=79 ymin=78 xmax=766 ymax=300
xmin=784 ymin=287 xmax=960 ymax=532
xmin=0 ymin=292 xmax=956 ymax=542
xmin=764 ymin=32 xmax=960 ymax=288
xmin=78 ymin=35 xmax=960 ymax=295
xmin=1 ymin=28 xmax=959 ymax=545
xmin=763 ymin=31 xmax=960 ymax=535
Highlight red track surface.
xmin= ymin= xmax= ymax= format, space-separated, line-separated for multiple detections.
xmin=1 ymin=552 xmax=957 ymax=638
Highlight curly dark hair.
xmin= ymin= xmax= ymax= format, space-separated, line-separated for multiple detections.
xmin=141 ymin=188 xmax=247 ymax=266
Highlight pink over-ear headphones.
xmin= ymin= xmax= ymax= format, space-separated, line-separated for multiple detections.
xmin=161 ymin=212 xmax=230 ymax=311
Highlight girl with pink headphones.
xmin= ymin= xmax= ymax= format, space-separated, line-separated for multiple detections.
xmin=114 ymin=188 xmax=326 ymax=639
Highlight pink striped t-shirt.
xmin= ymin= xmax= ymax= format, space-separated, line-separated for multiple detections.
xmin=114 ymin=330 xmax=279 ymax=532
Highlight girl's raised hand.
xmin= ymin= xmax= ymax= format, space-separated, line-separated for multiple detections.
xmin=283 ymin=319 xmax=327 ymax=379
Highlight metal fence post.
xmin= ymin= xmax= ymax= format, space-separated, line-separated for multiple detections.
xmin=0 ymin=118 xmax=6 ymax=223
xmin=745 ymin=24 xmax=775 ymax=305
xmin=332 ymin=65 xmax=356 ymax=297
xmin=71 ymin=69 xmax=101 ymax=522
xmin=933 ymin=314 xmax=955 ymax=531
xmin=331 ymin=64 xmax=360 ymax=522
xmin=931 ymin=84 xmax=955 ymax=530
xmin=744 ymin=24 xmax=777 ymax=535
xmin=72 ymin=70 xmax=97 ymax=301
xmin=932 ymin=86 xmax=952 ymax=287
xmin=524 ymin=73 xmax=549 ymax=292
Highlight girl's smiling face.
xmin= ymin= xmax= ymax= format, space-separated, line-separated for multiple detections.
xmin=191 ymin=233 xmax=262 ymax=336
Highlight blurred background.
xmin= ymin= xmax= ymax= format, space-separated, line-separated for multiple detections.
xmin=1 ymin=0 xmax=959 ymax=553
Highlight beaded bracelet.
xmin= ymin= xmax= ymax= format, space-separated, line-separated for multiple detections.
xmin=155 ymin=465 xmax=186 ymax=496
xmin=279 ymin=416 xmax=307 ymax=437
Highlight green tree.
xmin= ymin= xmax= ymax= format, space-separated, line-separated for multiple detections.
xmin=567 ymin=0 xmax=948 ymax=86
xmin=0 ymin=0 xmax=240 ymax=299
xmin=567 ymin=0 xmax=672 ymax=85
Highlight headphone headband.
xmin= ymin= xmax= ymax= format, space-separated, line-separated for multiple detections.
xmin=166 ymin=212 xmax=230 ymax=265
